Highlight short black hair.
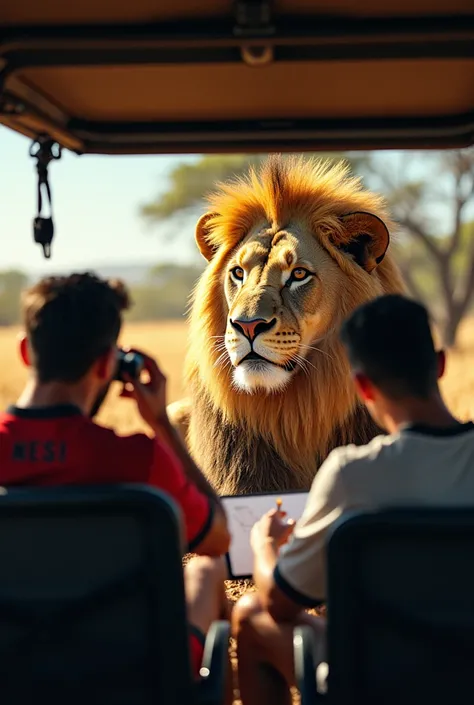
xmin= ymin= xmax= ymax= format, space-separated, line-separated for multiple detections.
xmin=340 ymin=294 xmax=438 ymax=399
xmin=22 ymin=272 xmax=131 ymax=383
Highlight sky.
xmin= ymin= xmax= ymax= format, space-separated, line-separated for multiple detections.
xmin=0 ymin=125 xmax=200 ymax=275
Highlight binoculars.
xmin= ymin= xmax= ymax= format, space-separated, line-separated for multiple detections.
xmin=114 ymin=349 xmax=145 ymax=382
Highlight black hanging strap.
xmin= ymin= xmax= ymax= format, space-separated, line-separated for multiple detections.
xmin=29 ymin=137 xmax=62 ymax=259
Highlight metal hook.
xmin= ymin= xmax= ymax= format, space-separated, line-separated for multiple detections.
xmin=30 ymin=136 xmax=61 ymax=259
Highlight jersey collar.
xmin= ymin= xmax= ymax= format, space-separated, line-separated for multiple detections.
xmin=401 ymin=421 xmax=474 ymax=437
xmin=6 ymin=404 xmax=83 ymax=418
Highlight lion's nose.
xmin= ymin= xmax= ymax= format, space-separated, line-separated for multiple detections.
xmin=230 ymin=317 xmax=276 ymax=342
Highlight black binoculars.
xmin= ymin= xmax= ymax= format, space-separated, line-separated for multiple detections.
xmin=114 ymin=349 xmax=145 ymax=382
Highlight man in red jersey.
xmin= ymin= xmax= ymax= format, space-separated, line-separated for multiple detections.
xmin=0 ymin=272 xmax=231 ymax=682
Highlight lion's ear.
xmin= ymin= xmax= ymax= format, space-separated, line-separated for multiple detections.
xmin=339 ymin=212 xmax=390 ymax=273
xmin=196 ymin=212 xmax=219 ymax=261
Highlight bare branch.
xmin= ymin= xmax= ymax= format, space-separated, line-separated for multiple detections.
xmin=396 ymin=260 xmax=429 ymax=308
xmin=446 ymin=155 xmax=473 ymax=258
xmin=456 ymin=232 xmax=474 ymax=316
xmin=396 ymin=216 xmax=444 ymax=264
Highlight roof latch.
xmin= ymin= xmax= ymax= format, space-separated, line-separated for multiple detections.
xmin=234 ymin=0 xmax=275 ymax=66
xmin=29 ymin=136 xmax=62 ymax=259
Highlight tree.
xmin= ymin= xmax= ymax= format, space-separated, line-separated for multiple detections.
xmin=363 ymin=151 xmax=474 ymax=347
xmin=140 ymin=152 xmax=358 ymax=223
xmin=126 ymin=263 xmax=205 ymax=321
xmin=146 ymin=262 xmax=204 ymax=287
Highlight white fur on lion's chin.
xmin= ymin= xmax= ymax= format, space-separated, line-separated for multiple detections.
xmin=232 ymin=361 xmax=292 ymax=394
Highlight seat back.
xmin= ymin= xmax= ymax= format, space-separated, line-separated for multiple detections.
xmin=326 ymin=508 xmax=474 ymax=705
xmin=0 ymin=484 xmax=194 ymax=705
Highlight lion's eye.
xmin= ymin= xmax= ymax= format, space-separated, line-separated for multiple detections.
xmin=230 ymin=266 xmax=245 ymax=282
xmin=291 ymin=268 xmax=310 ymax=281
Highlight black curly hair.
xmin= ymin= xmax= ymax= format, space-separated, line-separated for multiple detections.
xmin=21 ymin=271 xmax=131 ymax=383
xmin=340 ymin=294 xmax=438 ymax=399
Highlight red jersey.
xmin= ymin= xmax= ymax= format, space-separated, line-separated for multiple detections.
xmin=0 ymin=404 xmax=212 ymax=552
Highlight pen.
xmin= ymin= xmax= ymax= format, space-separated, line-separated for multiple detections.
xmin=276 ymin=497 xmax=282 ymax=512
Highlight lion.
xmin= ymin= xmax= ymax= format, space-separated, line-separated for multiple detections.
xmin=168 ymin=155 xmax=405 ymax=495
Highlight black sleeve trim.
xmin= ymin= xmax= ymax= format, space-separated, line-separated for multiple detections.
xmin=273 ymin=564 xmax=324 ymax=609
xmin=188 ymin=498 xmax=215 ymax=552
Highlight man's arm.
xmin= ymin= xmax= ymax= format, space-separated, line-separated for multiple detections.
xmin=119 ymin=350 xmax=230 ymax=558
xmin=250 ymin=450 xmax=348 ymax=622
xmin=251 ymin=522 xmax=303 ymax=622
xmin=153 ymin=414 xmax=230 ymax=557
xmin=153 ymin=414 xmax=220 ymax=501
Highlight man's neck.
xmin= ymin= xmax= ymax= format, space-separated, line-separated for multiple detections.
xmin=15 ymin=379 xmax=91 ymax=416
xmin=381 ymin=393 xmax=461 ymax=435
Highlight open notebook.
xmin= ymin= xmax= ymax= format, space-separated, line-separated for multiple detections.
xmin=222 ymin=491 xmax=308 ymax=579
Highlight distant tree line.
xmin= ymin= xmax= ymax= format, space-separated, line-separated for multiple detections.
xmin=0 ymin=263 xmax=204 ymax=326
xmin=126 ymin=263 xmax=204 ymax=321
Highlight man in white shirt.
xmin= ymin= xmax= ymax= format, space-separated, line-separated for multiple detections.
xmin=232 ymin=294 xmax=474 ymax=705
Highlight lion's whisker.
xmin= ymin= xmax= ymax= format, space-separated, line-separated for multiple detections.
xmin=212 ymin=340 xmax=228 ymax=352
xmin=214 ymin=350 xmax=230 ymax=369
xmin=299 ymin=344 xmax=335 ymax=363
xmin=293 ymin=353 xmax=319 ymax=375
xmin=289 ymin=354 xmax=309 ymax=378
xmin=215 ymin=351 xmax=228 ymax=365
xmin=295 ymin=360 xmax=310 ymax=380
xmin=213 ymin=343 xmax=228 ymax=353
xmin=220 ymin=360 xmax=233 ymax=376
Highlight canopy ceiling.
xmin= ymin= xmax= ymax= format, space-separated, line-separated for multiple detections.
xmin=0 ymin=0 xmax=473 ymax=154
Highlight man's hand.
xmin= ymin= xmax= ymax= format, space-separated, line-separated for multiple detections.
xmin=119 ymin=349 xmax=168 ymax=431
xmin=250 ymin=508 xmax=296 ymax=554
xmin=250 ymin=509 xmax=300 ymax=621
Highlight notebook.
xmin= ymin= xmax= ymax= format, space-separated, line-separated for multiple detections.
xmin=222 ymin=491 xmax=308 ymax=579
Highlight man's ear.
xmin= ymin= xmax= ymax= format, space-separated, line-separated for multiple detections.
xmin=196 ymin=212 xmax=219 ymax=261
xmin=95 ymin=348 xmax=116 ymax=381
xmin=339 ymin=212 xmax=390 ymax=273
xmin=353 ymin=372 xmax=375 ymax=402
xmin=18 ymin=334 xmax=31 ymax=367
xmin=437 ymin=349 xmax=446 ymax=380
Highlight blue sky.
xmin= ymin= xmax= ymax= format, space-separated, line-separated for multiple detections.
xmin=0 ymin=125 xmax=199 ymax=274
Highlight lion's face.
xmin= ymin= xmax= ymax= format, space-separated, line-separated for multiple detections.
xmin=190 ymin=157 xmax=402 ymax=401
xmin=223 ymin=222 xmax=341 ymax=393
